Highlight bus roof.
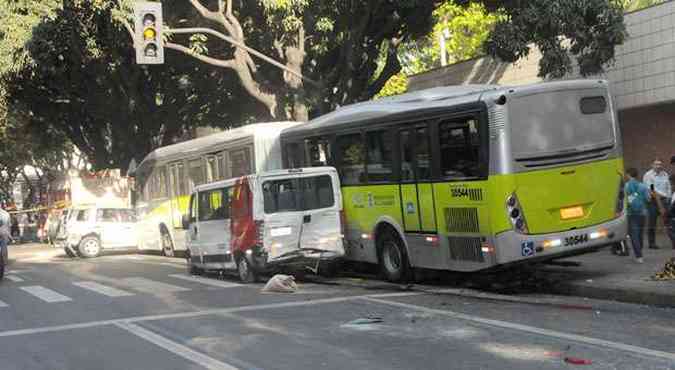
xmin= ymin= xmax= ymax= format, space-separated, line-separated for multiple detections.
xmin=134 ymin=121 xmax=299 ymax=174
xmin=280 ymin=80 xmax=608 ymax=138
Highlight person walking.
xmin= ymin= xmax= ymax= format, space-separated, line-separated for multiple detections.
xmin=643 ymin=159 xmax=671 ymax=249
xmin=666 ymin=174 xmax=675 ymax=250
xmin=626 ymin=168 xmax=651 ymax=263
xmin=0 ymin=205 xmax=10 ymax=278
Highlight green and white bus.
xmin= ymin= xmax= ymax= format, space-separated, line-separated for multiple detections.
xmin=132 ymin=122 xmax=299 ymax=256
xmin=280 ymin=80 xmax=627 ymax=282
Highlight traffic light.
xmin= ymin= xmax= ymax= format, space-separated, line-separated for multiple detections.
xmin=134 ymin=2 xmax=164 ymax=65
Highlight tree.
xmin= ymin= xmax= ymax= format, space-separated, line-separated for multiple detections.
xmin=481 ymin=0 xmax=627 ymax=79
xmin=622 ymin=0 xmax=664 ymax=11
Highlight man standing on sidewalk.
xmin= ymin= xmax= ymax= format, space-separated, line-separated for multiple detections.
xmin=643 ymin=159 xmax=671 ymax=249
xmin=626 ymin=168 xmax=651 ymax=264
xmin=0 ymin=205 xmax=10 ymax=278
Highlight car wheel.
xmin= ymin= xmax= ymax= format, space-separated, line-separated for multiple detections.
xmin=161 ymin=230 xmax=175 ymax=257
xmin=379 ymin=229 xmax=411 ymax=283
xmin=78 ymin=236 xmax=101 ymax=258
xmin=237 ymin=256 xmax=258 ymax=283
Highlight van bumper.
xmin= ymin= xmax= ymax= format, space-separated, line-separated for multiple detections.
xmin=255 ymin=249 xmax=344 ymax=272
xmin=493 ymin=215 xmax=627 ymax=265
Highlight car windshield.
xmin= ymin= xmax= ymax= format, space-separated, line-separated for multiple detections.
xmin=263 ymin=175 xmax=335 ymax=214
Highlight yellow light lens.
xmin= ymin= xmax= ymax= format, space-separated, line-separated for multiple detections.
xmin=560 ymin=206 xmax=584 ymax=220
xmin=143 ymin=27 xmax=157 ymax=40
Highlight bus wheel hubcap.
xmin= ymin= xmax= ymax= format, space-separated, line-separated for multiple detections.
xmin=384 ymin=242 xmax=401 ymax=272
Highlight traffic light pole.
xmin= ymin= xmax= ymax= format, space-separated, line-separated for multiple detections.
xmin=165 ymin=27 xmax=319 ymax=87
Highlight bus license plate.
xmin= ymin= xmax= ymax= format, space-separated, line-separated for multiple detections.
xmin=560 ymin=206 xmax=584 ymax=220
xmin=564 ymin=234 xmax=589 ymax=247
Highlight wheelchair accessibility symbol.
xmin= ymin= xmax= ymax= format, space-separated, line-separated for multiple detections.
xmin=521 ymin=241 xmax=535 ymax=257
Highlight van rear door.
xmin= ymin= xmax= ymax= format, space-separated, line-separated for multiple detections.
xmin=258 ymin=168 xmax=344 ymax=261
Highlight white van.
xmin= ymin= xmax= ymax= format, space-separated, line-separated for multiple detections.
xmin=183 ymin=167 xmax=344 ymax=282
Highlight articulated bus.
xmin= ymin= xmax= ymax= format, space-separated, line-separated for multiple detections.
xmin=280 ymin=80 xmax=627 ymax=282
xmin=132 ymin=122 xmax=299 ymax=256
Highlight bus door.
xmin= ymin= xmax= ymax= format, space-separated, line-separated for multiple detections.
xmin=399 ymin=126 xmax=437 ymax=233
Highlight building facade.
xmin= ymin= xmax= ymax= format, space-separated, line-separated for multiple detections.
xmin=408 ymin=0 xmax=675 ymax=173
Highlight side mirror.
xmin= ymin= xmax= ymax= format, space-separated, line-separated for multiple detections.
xmin=182 ymin=214 xmax=191 ymax=230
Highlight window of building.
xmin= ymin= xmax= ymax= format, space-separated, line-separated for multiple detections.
xmin=366 ymin=130 xmax=394 ymax=182
xmin=336 ymin=133 xmax=365 ymax=185
xmin=439 ymin=118 xmax=483 ymax=180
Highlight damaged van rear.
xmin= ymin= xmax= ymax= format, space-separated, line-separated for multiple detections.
xmin=184 ymin=167 xmax=344 ymax=282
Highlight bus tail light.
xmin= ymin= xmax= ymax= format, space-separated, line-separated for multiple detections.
xmin=615 ymin=178 xmax=625 ymax=216
xmin=506 ymin=193 xmax=529 ymax=234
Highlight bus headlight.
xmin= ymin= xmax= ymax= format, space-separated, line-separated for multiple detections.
xmin=506 ymin=193 xmax=529 ymax=234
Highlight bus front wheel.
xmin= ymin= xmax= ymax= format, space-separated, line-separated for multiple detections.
xmin=378 ymin=229 xmax=411 ymax=283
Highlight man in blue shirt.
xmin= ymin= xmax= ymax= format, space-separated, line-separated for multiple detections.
xmin=625 ymin=168 xmax=651 ymax=263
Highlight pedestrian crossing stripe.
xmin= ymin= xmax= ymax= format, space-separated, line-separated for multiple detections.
xmin=120 ymin=277 xmax=191 ymax=294
xmin=5 ymin=275 xmax=24 ymax=282
xmin=168 ymin=274 xmax=241 ymax=288
xmin=72 ymin=281 xmax=135 ymax=297
xmin=20 ymin=286 xmax=72 ymax=303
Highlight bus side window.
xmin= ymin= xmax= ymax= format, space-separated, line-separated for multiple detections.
xmin=336 ymin=133 xmax=366 ymax=185
xmin=189 ymin=194 xmax=197 ymax=222
xmin=305 ymin=138 xmax=331 ymax=167
xmin=366 ymin=130 xmax=394 ymax=182
xmin=400 ymin=130 xmax=414 ymax=182
xmin=285 ymin=142 xmax=304 ymax=168
xmin=415 ymin=127 xmax=431 ymax=181
xmin=439 ymin=118 xmax=482 ymax=180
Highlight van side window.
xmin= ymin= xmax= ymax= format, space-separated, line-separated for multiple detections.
xmin=198 ymin=188 xmax=230 ymax=221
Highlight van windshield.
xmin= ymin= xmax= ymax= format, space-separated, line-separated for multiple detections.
xmin=263 ymin=175 xmax=334 ymax=214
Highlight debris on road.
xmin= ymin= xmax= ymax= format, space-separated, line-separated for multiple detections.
xmin=564 ymin=357 xmax=593 ymax=365
xmin=262 ymin=274 xmax=298 ymax=293
xmin=344 ymin=317 xmax=383 ymax=325
xmin=651 ymin=258 xmax=675 ymax=281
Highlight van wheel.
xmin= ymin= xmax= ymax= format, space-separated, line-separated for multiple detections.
xmin=161 ymin=230 xmax=175 ymax=257
xmin=186 ymin=251 xmax=203 ymax=275
xmin=237 ymin=256 xmax=258 ymax=283
xmin=78 ymin=236 xmax=101 ymax=258
xmin=379 ymin=229 xmax=411 ymax=283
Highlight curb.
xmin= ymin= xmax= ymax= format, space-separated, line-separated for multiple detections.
xmin=551 ymin=282 xmax=675 ymax=308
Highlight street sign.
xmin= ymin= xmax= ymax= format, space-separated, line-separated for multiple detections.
xmin=134 ymin=2 xmax=164 ymax=65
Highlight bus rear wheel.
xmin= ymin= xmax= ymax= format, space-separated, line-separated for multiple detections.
xmin=161 ymin=230 xmax=175 ymax=257
xmin=379 ymin=229 xmax=411 ymax=283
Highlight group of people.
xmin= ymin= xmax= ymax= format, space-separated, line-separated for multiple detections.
xmin=623 ymin=157 xmax=675 ymax=263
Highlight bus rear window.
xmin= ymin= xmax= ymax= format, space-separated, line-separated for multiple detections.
xmin=580 ymin=96 xmax=607 ymax=114
xmin=263 ymin=175 xmax=334 ymax=214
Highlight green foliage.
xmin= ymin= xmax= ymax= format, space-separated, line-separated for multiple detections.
xmin=622 ymin=0 xmax=664 ymax=11
xmin=375 ymin=73 xmax=409 ymax=98
xmin=483 ymin=0 xmax=627 ymax=79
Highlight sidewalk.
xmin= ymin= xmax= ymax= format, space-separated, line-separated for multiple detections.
xmin=541 ymin=233 xmax=675 ymax=307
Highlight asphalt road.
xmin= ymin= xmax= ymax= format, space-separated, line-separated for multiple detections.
xmin=1 ymin=244 xmax=674 ymax=370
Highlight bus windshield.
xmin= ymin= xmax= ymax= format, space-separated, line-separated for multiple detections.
xmin=509 ymin=91 xmax=615 ymax=158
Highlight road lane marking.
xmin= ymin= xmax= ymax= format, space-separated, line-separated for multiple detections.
xmin=121 ymin=277 xmax=190 ymax=294
xmin=115 ymin=322 xmax=239 ymax=370
xmin=168 ymin=274 xmax=242 ymax=288
xmin=0 ymin=292 xmax=420 ymax=338
xmin=20 ymin=286 xmax=72 ymax=303
xmin=362 ymin=297 xmax=675 ymax=362
xmin=5 ymin=275 xmax=24 ymax=282
xmin=0 ymin=299 xmax=8 ymax=308
xmin=72 ymin=281 xmax=135 ymax=297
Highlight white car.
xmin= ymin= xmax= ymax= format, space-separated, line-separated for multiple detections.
xmin=64 ymin=207 xmax=138 ymax=258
